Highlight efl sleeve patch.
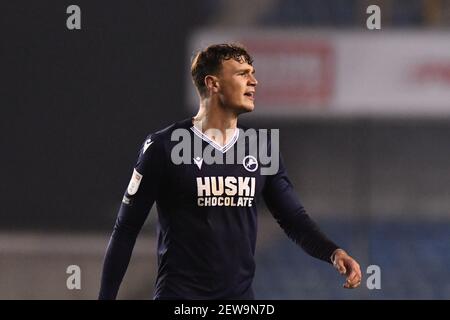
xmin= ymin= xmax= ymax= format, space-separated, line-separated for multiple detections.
xmin=127 ymin=168 xmax=143 ymax=195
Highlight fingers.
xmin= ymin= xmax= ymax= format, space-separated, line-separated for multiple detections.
xmin=333 ymin=251 xmax=363 ymax=289
xmin=344 ymin=275 xmax=360 ymax=288
xmin=334 ymin=259 xmax=346 ymax=275
xmin=343 ymin=262 xmax=362 ymax=289
xmin=343 ymin=280 xmax=361 ymax=289
xmin=347 ymin=269 xmax=358 ymax=283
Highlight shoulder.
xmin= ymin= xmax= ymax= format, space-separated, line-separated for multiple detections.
xmin=140 ymin=118 xmax=192 ymax=152
xmin=133 ymin=119 xmax=191 ymax=173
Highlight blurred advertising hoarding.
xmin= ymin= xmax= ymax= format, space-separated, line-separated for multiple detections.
xmin=187 ymin=30 xmax=450 ymax=117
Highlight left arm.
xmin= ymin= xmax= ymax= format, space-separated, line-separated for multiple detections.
xmin=262 ymin=153 xmax=361 ymax=288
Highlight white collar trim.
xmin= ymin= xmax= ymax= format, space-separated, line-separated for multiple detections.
xmin=190 ymin=126 xmax=239 ymax=153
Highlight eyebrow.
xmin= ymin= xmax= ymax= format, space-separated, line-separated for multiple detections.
xmin=236 ymin=68 xmax=256 ymax=74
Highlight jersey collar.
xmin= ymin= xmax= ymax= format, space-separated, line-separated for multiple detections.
xmin=190 ymin=125 xmax=240 ymax=153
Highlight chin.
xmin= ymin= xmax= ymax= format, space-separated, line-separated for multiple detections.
xmin=238 ymin=103 xmax=255 ymax=114
xmin=227 ymin=102 xmax=254 ymax=115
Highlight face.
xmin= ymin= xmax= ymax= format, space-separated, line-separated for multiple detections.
xmin=214 ymin=58 xmax=258 ymax=114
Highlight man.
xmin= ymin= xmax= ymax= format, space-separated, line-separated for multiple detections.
xmin=99 ymin=43 xmax=361 ymax=300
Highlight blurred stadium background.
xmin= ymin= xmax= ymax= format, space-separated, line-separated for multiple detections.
xmin=2 ymin=0 xmax=450 ymax=299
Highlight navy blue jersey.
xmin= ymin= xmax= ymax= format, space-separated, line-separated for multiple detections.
xmin=99 ymin=118 xmax=339 ymax=299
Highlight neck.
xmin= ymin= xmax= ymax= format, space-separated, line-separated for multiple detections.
xmin=192 ymin=97 xmax=238 ymax=147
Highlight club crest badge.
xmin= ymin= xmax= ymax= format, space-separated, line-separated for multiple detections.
xmin=243 ymin=155 xmax=258 ymax=172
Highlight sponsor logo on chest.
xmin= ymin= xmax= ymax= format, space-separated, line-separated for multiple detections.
xmin=196 ymin=176 xmax=255 ymax=207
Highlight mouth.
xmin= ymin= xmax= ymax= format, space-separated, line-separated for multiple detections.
xmin=244 ymin=91 xmax=255 ymax=101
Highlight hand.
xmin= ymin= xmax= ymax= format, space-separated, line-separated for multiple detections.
xmin=331 ymin=249 xmax=362 ymax=289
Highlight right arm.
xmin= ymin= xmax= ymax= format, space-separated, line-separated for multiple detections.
xmin=98 ymin=135 xmax=163 ymax=299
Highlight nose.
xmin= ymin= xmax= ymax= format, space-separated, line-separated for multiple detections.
xmin=249 ymin=73 xmax=258 ymax=86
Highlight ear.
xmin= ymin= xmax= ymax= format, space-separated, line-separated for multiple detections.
xmin=204 ymin=75 xmax=220 ymax=94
